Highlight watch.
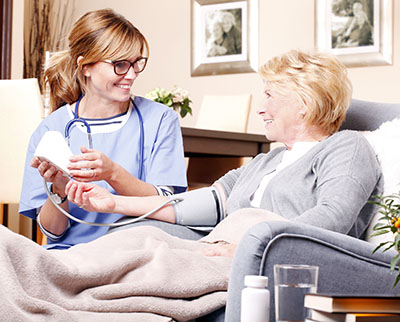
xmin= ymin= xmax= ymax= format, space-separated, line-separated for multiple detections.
xmin=49 ymin=184 xmax=68 ymax=204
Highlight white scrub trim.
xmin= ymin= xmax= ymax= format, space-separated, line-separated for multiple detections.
xmin=37 ymin=212 xmax=71 ymax=241
xmin=66 ymin=103 xmax=132 ymax=134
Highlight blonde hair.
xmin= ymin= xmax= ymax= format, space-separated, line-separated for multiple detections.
xmin=259 ymin=50 xmax=352 ymax=134
xmin=43 ymin=9 xmax=149 ymax=112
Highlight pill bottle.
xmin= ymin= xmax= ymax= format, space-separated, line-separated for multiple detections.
xmin=241 ymin=275 xmax=270 ymax=322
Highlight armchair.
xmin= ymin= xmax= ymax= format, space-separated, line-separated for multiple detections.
xmin=111 ymin=98 xmax=400 ymax=322
xmin=224 ymin=99 xmax=400 ymax=322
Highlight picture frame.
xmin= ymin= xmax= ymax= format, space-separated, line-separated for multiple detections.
xmin=315 ymin=0 xmax=392 ymax=67
xmin=191 ymin=0 xmax=258 ymax=76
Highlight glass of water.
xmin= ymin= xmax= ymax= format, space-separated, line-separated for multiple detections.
xmin=274 ymin=264 xmax=319 ymax=322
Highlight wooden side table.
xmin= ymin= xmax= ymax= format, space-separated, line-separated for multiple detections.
xmin=181 ymin=127 xmax=270 ymax=187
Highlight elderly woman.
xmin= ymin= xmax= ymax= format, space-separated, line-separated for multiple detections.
xmin=206 ymin=11 xmax=241 ymax=57
xmin=335 ymin=2 xmax=373 ymax=48
xmin=219 ymin=11 xmax=242 ymax=55
xmin=206 ymin=18 xmax=228 ymax=57
xmin=66 ymin=50 xmax=382 ymax=255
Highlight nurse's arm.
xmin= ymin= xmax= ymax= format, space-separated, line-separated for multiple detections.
xmin=107 ymin=162 xmax=159 ymax=196
xmin=39 ymin=195 xmax=70 ymax=236
xmin=68 ymin=147 xmax=158 ymax=197
xmin=66 ymin=181 xmax=175 ymax=223
xmin=31 ymin=157 xmax=70 ymax=236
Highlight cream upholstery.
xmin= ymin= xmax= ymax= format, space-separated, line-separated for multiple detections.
xmin=196 ymin=94 xmax=252 ymax=132
xmin=0 ymin=78 xmax=44 ymax=204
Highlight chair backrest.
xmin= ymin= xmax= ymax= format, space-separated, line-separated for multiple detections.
xmin=342 ymin=99 xmax=400 ymax=243
xmin=0 ymin=78 xmax=44 ymax=203
xmin=196 ymin=94 xmax=252 ymax=132
xmin=341 ymin=99 xmax=400 ymax=131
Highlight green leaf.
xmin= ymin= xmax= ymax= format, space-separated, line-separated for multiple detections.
xmin=372 ymin=241 xmax=392 ymax=253
xmin=180 ymin=109 xmax=188 ymax=118
xmin=393 ymin=273 xmax=400 ymax=288
xmin=383 ymin=243 xmax=396 ymax=252
xmin=369 ymin=229 xmax=390 ymax=238
xmin=395 ymin=233 xmax=400 ymax=250
xmin=373 ymin=223 xmax=391 ymax=230
xmin=390 ymin=254 xmax=400 ymax=272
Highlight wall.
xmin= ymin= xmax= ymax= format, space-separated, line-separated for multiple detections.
xmin=6 ymin=0 xmax=33 ymax=238
xmin=11 ymin=0 xmax=24 ymax=79
xmin=11 ymin=0 xmax=400 ymax=134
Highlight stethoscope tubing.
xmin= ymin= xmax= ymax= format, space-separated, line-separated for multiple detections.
xmin=44 ymin=179 xmax=182 ymax=227
xmin=64 ymin=96 xmax=144 ymax=180
xmin=44 ymin=96 xmax=155 ymax=227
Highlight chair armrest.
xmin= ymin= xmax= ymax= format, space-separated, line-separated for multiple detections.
xmin=225 ymin=221 xmax=398 ymax=322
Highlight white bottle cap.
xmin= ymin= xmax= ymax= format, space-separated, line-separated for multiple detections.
xmin=244 ymin=275 xmax=268 ymax=288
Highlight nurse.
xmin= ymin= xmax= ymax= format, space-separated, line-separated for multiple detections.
xmin=19 ymin=9 xmax=187 ymax=249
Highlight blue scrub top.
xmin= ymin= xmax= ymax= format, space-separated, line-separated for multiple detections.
xmin=19 ymin=96 xmax=187 ymax=249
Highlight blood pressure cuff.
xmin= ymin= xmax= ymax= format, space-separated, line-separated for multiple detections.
xmin=170 ymin=186 xmax=225 ymax=227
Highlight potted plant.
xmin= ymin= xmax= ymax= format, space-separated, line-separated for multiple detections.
xmin=370 ymin=193 xmax=400 ymax=287
xmin=145 ymin=86 xmax=192 ymax=118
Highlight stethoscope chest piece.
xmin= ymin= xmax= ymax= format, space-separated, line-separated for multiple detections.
xmin=63 ymin=95 xmax=144 ymax=180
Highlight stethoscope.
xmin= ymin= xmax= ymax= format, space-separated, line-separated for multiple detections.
xmin=64 ymin=95 xmax=144 ymax=180
xmin=44 ymin=96 xmax=182 ymax=227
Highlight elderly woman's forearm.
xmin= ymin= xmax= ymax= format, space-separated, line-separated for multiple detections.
xmin=113 ymin=195 xmax=176 ymax=223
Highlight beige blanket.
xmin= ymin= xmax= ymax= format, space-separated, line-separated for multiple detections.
xmin=0 ymin=208 xmax=282 ymax=321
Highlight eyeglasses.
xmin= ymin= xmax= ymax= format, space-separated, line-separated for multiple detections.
xmin=103 ymin=57 xmax=148 ymax=75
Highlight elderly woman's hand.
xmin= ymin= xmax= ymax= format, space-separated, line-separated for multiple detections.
xmin=66 ymin=181 xmax=116 ymax=213
xmin=200 ymin=241 xmax=237 ymax=258
xmin=68 ymin=146 xmax=116 ymax=182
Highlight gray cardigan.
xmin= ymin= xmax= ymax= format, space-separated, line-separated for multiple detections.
xmin=216 ymin=130 xmax=382 ymax=238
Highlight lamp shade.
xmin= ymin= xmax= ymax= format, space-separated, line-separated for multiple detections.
xmin=0 ymin=78 xmax=44 ymax=203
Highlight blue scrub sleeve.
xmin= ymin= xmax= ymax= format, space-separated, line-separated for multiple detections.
xmin=144 ymin=109 xmax=187 ymax=193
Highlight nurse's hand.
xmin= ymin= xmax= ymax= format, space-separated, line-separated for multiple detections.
xmin=200 ymin=241 xmax=237 ymax=258
xmin=31 ymin=156 xmax=69 ymax=192
xmin=68 ymin=146 xmax=115 ymax=182
xmin=66 ymin=181 xmax=116 ymax=213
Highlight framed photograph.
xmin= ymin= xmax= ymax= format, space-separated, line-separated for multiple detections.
xmin=315 ymin=0 xmax=392 ymax=67
xmin=191 ymin=0 xmax=258 ymax=76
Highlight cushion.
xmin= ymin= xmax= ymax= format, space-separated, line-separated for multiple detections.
xmin=361 ymin=118 xmax=400 ymax=244
xmin=341 ymin=99 xmax=400 ymax=131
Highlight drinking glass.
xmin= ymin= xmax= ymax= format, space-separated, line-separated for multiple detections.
xmin=274 ymin=264 xmax=319 ymax=322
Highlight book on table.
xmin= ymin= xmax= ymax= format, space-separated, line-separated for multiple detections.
xmin=304 ymin=293 xmax=400 ymax=314
xmin=309 ymin=309 xmax=400 ymax=322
